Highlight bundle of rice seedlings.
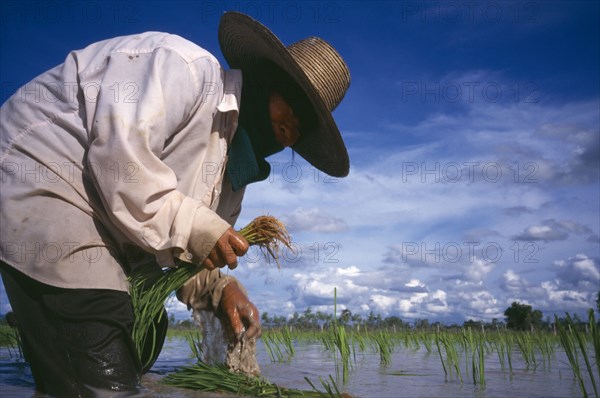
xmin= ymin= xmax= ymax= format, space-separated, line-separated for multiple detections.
xmin=238 ymin=215 xmax=293 ymax=268
xmin=162 ymin=359 xmax=345 ymax=397
xmin=130 ymin=215 xmax=292 ymax=370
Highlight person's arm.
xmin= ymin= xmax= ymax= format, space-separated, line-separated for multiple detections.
xmin=86 ymin=46 xmax=231 ymax=266
xmin=177 ymin=270 xmax=261 ymax=340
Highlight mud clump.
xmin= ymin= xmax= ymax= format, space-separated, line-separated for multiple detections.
xmin=192 ymin=310 xmax=261 ymax=376
xmin=226 ymin=334 xmax=260 ymax=376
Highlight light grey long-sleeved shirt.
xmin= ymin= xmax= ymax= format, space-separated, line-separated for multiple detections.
xmin=0 ymin=32 xmax=246 ymax=292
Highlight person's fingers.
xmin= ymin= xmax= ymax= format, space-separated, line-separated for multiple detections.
xmin=201 ymin=229 xmax=248 ymax=270
xmin=229 ymin=231 xmax=249 ymax=257
xmin=208 ymin=248 xmax=226 ymax=269
xmin=216 ymin=237 xmax=238 ymax=269
xmin=243 ymin=318 xmax=261 ymax=339
xmin=244 ymin=321 xmax=262 ymax=340
xmin=240 ymin=302 xmax=261 ymax=339
xmin=227 ymin=307 xmax=243 ymax=339
xmin=202 ymin=256 xmax=216 ymax=270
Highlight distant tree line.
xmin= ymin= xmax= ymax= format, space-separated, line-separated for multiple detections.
xmin=165 ymin=292 xmax=600 ymax=332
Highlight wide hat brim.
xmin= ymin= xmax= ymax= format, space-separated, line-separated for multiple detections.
xmin=218 ymin=11 xmax=350 ymax=177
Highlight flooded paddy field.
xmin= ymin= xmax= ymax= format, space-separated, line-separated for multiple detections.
xmin=0 ymin=329 xmax=594 ymax=398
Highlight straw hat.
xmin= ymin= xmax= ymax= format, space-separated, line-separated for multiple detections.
xmin=218 ymin=11 xmax=351 ymax=177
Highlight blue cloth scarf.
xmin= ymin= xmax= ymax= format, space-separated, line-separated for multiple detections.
xmin=226 ymin=126 xmax=272 ymax=191
xmin=226 ymin=80 xmax=283 ymax=191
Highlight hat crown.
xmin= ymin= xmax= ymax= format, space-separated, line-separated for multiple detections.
xmin=218 ymin=11 xmax=351 ymax=177
xmin=287 ymin=37 xmax=350 ymax=112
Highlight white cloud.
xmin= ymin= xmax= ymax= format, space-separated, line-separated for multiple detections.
xmin=513 ymin=224 xmax=568 ymax=242
xmin=501 ymin=269 xmax=529 ymax=292
xmin=463 ymin=257 xmax=495 ymax=284
xmin=217 ymin=88 xmax=599 ymax=324
xmin=513 ymin=219 xmax=596 ymax=242
xmin=555 ymin=254 xmax=600 ymax=287
xmin=541 ymin=281 xmax=593 ymax=312
xmin=405 ymin=279 xmax=425 ymax=288
xmin=457 ymin=290 xmax=502 ymax=318
xmin=370 ymin=294 xmax=397 ymax=312
xmin=282 ymin=207 xmax=348 ymax=233
xmin=336 ymin=266 xmax=361 ymax=276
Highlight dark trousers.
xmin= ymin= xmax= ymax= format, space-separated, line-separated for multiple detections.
xmin=0 ymin=262 xmax=167 ymax=397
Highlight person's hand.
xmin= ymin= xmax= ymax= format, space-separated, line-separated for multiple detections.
xmin=202 ymin=228 xmax=249 ymax=270
xmin=217 ymin=283 xmax=261 ymax=342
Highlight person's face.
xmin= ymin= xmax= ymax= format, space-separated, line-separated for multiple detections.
xmin=269 ymin=91 xmax=301 ymax=147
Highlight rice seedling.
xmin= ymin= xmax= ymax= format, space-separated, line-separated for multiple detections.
xmin=238 ymin=215 xmax=293 ymax=268
xmin=0 ymin=324 xmax=22 ymax=359
xmin=261 ymin=334 xmax=283 ymax=362
xmin=162 ymin=360 xmax=343 ymax=397
xmin=590 ymin=310 xmax=600 ymax=384
xmin=262 ymin=326 xmax=295 ymax=362
xmin=434 ymin=330 xmax=462 ymax=382
xmin=304 ymin=375 xmax=345 ymax=398
xmin=489 ymin=332 xmax=513 ymax=372
xmin=328 ymin=288 xmax=352 ymax=383
xmin=130 ymin=262 xmax=199 ymax=370
xmin=514 ymin=332 xmax=537 ymax=369
xmin=373 ymin=330 xmax=394 ymax=365
xmin=434 ymin=332 xmax=448 ymax=378
xmin=352 ymin=330 xmax=368 ymax=353
xmin=420 ymin=332 xmax=433 ymax=353
xmin=555 ymin=311 xmax=598 ymax=398
xmin=185 ymin=331 xmax=203 ymax=361
xmin=462 ymin=328 xmax=486 ymax=385
xmin=130 ymin=215 xmax=292 ymax=369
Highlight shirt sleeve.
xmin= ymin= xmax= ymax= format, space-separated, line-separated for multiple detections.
xmin=86 ymin=46 xmax=230 ymax=266
xmin=176 ymin=269 xmax=247 ymax=311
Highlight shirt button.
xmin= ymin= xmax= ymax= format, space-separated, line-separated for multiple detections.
xmin=185 ymin=253 xmax=193 ymax=260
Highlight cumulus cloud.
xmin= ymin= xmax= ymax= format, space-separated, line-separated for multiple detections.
xmin=541 ymin=280 xmax=594 ymax=312
xmin=462 ymin=257 xmax=495 ymax=284
xmin=534 ymin=123 xmax=600 ymax=185
xmin=457 ymin=290 xmax=502 ymax=318
xmin=229 ymin=82 xmax=599 ymax=324
xmin=547 ymin=219 xmax=594 ymax=235
xmin=492 ymin=254 xmax=599 ymax=317
xmin=282 ymin=207 xmax=348 ymax=233
xmin=500 ymin=269 xmax=530 ymax=292
xmin=513 ymin=224 xmax=569 ymax=242
xmin=554 ymin=254 xmax=600 ymax=288
xmin=513 ymin=219 xmax=596 ymax=242
xmin=370 ymin=294 xmax=398 ymax=313
xmin=289 ymin=266 xmax=371 ymax=308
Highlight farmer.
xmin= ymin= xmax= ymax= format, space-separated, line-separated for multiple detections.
xmin=0 ymin=11 xmax=350 ymax=397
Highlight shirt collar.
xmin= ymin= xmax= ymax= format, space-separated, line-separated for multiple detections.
xmin=217 ymin=69 xmax=242 ymax=114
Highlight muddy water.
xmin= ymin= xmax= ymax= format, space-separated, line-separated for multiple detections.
xmin=191 ymin=309 xmax=261 ymax=376
xmin=0 ymin=338 xmax=591 ymax=397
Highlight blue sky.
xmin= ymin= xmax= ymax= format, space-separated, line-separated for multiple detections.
xmin=1 ymin=1 xmax=599 ymax=324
